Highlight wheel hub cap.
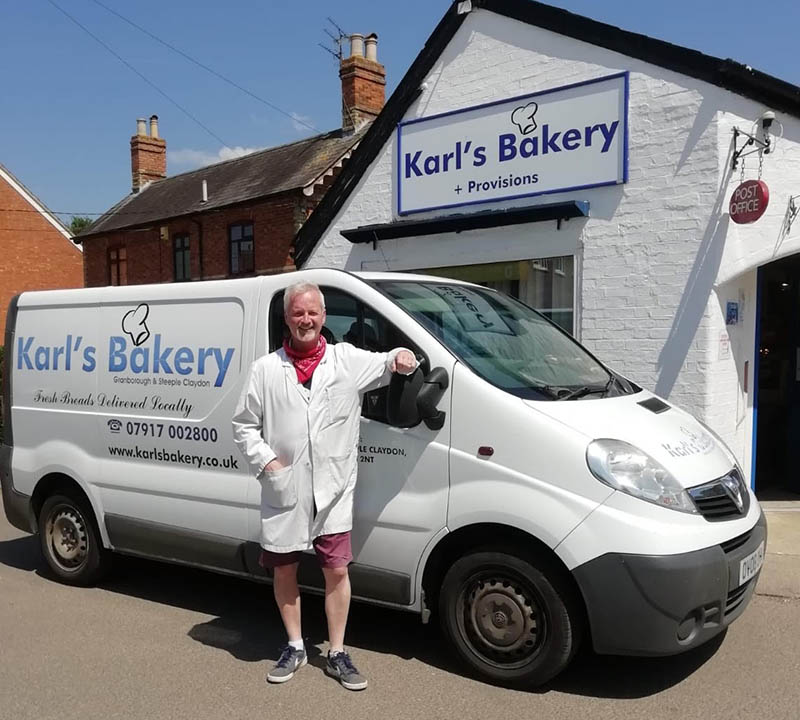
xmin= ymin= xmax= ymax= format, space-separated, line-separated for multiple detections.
xmin=492 ymin=610 xmax=508 ymax=628
xmin=463 ymin=577 xmax=544 ymax=664
xmin=49 ymin=509 xmax=87 ymax=567
xmin=475 ymin=590 xmax=526 ymax=647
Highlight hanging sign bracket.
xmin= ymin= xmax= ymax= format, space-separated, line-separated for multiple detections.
xmin=731 ymin=126 xmax=771 ymax=171
xmin=786 ymin=195 xmax=800 ymax=234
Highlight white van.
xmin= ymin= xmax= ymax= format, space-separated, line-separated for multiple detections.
xmin=1 ymin=269 xmax=765 ymax=687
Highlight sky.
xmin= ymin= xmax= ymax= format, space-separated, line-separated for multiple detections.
xmin=2 ymin=0 xmax=799 ymax=226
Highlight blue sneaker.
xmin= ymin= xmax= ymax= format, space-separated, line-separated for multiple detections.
xmin=326 ymin=650 xmax=368 ymax=690
xmin=267 ymin=645 xmax=307 ymax=684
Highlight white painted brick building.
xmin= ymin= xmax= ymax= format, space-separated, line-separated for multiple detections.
xmin=296 ymin=0 xmax=800 ymax=495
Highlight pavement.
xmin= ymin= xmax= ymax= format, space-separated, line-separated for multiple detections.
xmin=2 ymin=504 xmax=800 ymax=720
xmin=1 ymin=495 xmax=798 ymax=720
xmin=756 ymin=500 xmax=800 ymax=599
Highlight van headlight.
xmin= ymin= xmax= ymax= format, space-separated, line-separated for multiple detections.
xmin=586 ymin=439 xmax=697 ymax=513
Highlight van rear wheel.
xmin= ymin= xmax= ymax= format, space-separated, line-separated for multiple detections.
xmin=439 ymin=549 xmax=581 ymax=687
xmin=39 ymin=494 xmax=109 ymax=586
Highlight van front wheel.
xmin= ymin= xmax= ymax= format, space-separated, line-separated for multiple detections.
xmin=39 ymin=494 xmax=109 ymax=586
xmin=439 ymin=550 xmax=581 ymax=687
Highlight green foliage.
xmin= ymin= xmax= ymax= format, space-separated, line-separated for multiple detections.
xmin=69 ymin=215 xmax=93 ymax=236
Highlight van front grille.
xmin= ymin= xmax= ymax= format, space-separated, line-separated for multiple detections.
xmin=720 ymin=530 xmax=753 ymax=554
xmin=687 ymin=469 xmax=750 ymax=521
xmin=694 ymin=493 xmax=740 ymax=518
xmin=725 ymin=579 xmax=752 ymax=617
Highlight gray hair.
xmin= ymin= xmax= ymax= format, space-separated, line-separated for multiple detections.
xmin=283 ymin=281 xmax=326 ymax=313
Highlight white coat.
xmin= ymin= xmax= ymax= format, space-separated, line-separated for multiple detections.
xmin=232 ymin=343 xmax=411 ymax=552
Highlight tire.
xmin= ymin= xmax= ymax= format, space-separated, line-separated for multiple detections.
xmin=38 ymin=493 xmax=110 ymax=586
xmin=438 ymin=549 xmax=582 ymax=688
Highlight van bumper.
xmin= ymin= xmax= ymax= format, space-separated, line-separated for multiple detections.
xmin=572 ymin=511 xmax=767 ymax=656
xmin=0 ymin=445 xmax=33 ymax=533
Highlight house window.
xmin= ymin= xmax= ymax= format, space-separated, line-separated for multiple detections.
xmin=229 ymin=223 xmax=254 ymax=275
xmin=108 ymin=247 xmax=127 ymax=286
xmin=173 ymin=234 xmax=191 ymax=282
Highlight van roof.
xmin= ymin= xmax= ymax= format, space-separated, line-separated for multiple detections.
xmin=14 ymin=269 xmax=479 ymax=306
xmin=352 ymin=270 xmax=474 ymax=285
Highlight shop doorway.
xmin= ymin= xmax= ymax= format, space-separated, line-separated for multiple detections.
xmin=754 ymin=254 xmax=800 ymax=498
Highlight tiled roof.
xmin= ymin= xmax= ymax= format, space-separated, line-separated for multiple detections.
xmin=80 ymin=128 xmax=365 ymax=238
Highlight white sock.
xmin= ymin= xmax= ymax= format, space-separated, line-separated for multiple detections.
xmin=288 ymin=639 xmax=304 ymax=652
xmin=329 ymin=646 xmax=344 ymax=656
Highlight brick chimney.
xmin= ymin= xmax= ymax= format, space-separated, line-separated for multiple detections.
xmin=130 ymin=114 xmax=166 ymax=193
xmin=339 ymin=33 xmax=386 ymax=133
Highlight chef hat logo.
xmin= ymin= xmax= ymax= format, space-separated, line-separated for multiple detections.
xmin=511 ymin=102 xmax=539 ymax=135
xmin=122 ymin=303 xmax=151 ymax=347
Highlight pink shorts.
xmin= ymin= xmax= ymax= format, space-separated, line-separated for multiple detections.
xmin=259 ymin=531 xmax=353 ymax=570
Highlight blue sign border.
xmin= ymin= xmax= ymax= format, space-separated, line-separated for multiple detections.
xmin=396 ymin=72 xmax=629 ymax=216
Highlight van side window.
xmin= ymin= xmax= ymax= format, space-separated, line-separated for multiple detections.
xmin=268 ymin=287 xmax=422 ymax=424
xmin=322 ymin=288 xmax=422 ymax=424
xmin=268 ymin=292 xmax=288 ymax=352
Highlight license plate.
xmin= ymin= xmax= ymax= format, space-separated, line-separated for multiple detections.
xmin=739 ymin=541 xmax=765 ymax=586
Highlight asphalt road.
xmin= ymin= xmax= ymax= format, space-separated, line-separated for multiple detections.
xmin=1 ymin=513 xmax=798 ymax=720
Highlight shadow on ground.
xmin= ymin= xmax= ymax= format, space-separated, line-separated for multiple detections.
xmin=0 ymin=535 xmax=726 ymax=698
xmin=0 ymin=533 xmax=45 ymax=572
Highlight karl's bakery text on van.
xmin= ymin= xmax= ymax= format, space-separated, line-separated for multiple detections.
xmin=15 ymin=333 xmax=235 ymax=388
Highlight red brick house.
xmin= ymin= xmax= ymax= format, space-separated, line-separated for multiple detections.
xmin=76 ymin=33 xmax=386 ymax=287
xmin=0 ymin=163 xmax=83 ymax=333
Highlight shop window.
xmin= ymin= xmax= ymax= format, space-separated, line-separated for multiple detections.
xmin=229 ymin=223 xmax=254 ymax=275
xmin=173 ymin=234 xmax=191 ymax=282
xmin=268 ymin=287 xmax=423 ymax=424
xmin=418 ymin=256 xmax=574 ymax=334
xmin=108 ymin=247 xmax=127 ymax=286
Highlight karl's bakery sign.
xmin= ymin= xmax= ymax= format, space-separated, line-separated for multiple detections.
xmin=396 ymin=73 xmax=629 ymax=215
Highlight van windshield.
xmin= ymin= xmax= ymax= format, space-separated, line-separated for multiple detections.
xmin=376 ymin=280 xmax=627 ymax=401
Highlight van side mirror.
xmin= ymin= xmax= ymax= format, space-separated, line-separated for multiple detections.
xmin=387 ymin=369 xmax=423 ymax=428
xmin=417 ymin=366 xmax=449 ymax=430
xmin=386 ymin=366 xmax=449 ymax=431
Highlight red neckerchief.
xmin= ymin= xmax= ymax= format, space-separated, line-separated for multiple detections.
xmin=282 ymin=335 xmax=326 ymax=384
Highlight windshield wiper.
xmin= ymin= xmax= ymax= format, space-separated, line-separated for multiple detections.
xmin=529 ymin=384 xmax=564 ymax=400
xmin=558 ymin=375 xmax=615 ymax=401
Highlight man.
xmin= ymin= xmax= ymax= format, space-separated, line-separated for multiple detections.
xmin=232 ymin=280 xmax=417 ymax=691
